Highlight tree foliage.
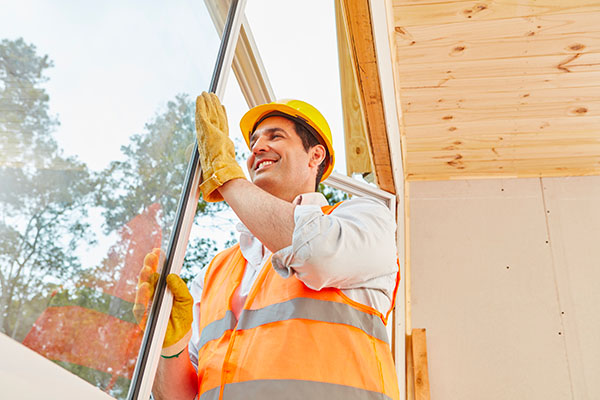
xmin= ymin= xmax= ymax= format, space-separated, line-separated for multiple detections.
xmin=0 ymin=37 xmax=350 ymax=352
xmin=93 ymin=94 xmax=233 ymax=278
xmin=0 ymin=38 xmax=94 ymax=339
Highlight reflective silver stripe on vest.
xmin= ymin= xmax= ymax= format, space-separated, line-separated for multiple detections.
xmin=200 ymin=379 xmax=393 ymax=400
xmin=199 ymin=297 xmax=388 ymax=350
xmin=237 ymin=297 xmax=389 ymax=343
xmin=198 ymin=310 xmax=236 ymax=348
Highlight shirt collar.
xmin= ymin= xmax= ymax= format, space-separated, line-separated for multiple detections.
xmin=291 ymin=192 xmax=329 ymax=207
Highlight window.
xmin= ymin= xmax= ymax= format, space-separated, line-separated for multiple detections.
xmin=0 ymin=0 xmax=224 ymax=398
xmin=1 ymin=1 xmax=404 ymax=398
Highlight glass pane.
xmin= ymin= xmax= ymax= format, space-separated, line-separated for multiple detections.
xmin=0 ymin=1 xmax=221 ymax=398
xmin=244 ymin=0 xmax=348 ymax=176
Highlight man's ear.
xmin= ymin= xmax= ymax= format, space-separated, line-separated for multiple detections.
xmin=308 ymin=144 xmax=326 ymax=168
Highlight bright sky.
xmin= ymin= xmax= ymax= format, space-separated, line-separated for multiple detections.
xmin=1 ymin=0 xmax=346 ymax=271
xmin=1 ymin=0 xmax=346 ymax=174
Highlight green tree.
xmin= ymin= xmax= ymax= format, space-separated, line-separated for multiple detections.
xmin=0 ymin=38 xmax=94 ymax=339
xmin=94 ymin=94 xmax=234 ymax=279
xmin=318 ymin=183 xmax=350 ymax=204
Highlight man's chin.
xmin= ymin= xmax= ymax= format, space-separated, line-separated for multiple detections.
xmin=252 ymin=175 xmax=278 ymax=193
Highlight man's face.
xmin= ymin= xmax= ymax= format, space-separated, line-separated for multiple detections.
xmin=246 ymin=116 xmax=322 ymax=201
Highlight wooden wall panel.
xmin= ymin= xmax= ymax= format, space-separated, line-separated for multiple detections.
xmin=409 ymin=178 xmax=572 ymax=399
xmin=391 ymin=1 xmax=600 ymax=180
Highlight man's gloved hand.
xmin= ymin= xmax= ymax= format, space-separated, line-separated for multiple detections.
xmin=195 ymin=91 xmax=246 ymax=202
xmin=133 ymin=248 xmax=194 ymax=357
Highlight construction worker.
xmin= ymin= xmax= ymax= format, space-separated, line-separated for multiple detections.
xmin=136 ymin=92 xmax=400 ymax=399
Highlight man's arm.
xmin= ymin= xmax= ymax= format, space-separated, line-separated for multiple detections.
xmin=270 ymin=196 xmax=398 ymax=292
xmin=218 ymin=178 xmax=296 ymax=253
xmin=152 ymin=347 xmax=198 ymax=400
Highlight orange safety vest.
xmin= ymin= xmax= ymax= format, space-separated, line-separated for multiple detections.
xmin=197 ymin=203 xmax=400 ymax=400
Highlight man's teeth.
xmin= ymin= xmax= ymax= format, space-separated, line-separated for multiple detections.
xmin=258 ymin=160 xmax=274 ymax=169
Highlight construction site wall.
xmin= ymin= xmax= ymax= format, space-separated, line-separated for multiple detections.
xmin=409 ymin=176 xmax=600 ymax=400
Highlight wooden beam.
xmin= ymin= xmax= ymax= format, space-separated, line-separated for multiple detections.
xmin=406 ymin=333 xmax=415 ymax=400
xmin=342 ymin=0 xmax=396 ymax=193
xmin=335 ymin=0 xmax=374 ymax=177
xmin=411 ymin=328 xmax=431 ymax=400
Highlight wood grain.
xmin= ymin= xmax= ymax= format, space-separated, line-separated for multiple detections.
xmin=393 ymin=11 xmax=600 ymax=45
xmin=343 ymin=0 xmax=396 ymax=193
xmin=335 ymin=0 xmax=374 ymax=176
xmin=403 ymin=98 xmax=599 ymax=126
xmin=411 ymin=328 xmax=431 ymax=400
xmin=393 ymin=0 xmax=600 ymax=27
xmin=406 ymin=155 xmax=600 ymax=180
xmin=396 ymin=52 xmax=600 ymax=83
xmin=390 ymin=1 xmax=600 ymax=179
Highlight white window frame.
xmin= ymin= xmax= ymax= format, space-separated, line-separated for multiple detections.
xmin=132 ymin=0 xmax=407 ymax=398
xmin=203 ymin=0 xmax=406 ymax=397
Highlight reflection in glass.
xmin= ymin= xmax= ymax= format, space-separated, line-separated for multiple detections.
xmin=0 ymin=1 xmax=223 ymax=397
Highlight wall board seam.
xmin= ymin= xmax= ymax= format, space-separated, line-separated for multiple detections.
xmin=540 ymin=178 xmax=589 ymax=400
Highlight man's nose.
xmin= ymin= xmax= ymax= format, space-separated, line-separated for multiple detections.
xmin=251 ymin=135 xmax=269 ymax=154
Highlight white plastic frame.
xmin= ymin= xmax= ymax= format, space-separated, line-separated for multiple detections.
xmin=204 ymin=2 xmax=406 ymax=398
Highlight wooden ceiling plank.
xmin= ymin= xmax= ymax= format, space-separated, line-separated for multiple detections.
xmin=343 ymin=0 xmax=395 ymax=193
xmin=395 ymin=51 xmax=600 ymax=83
xmin=407 ymin=157 xmax=600 ymax=173
xmin=398 ymin=70 xmax=600 ymax=92
xmin=406 ymin=168 xmax=600 ymax=181
xmin=402 ymin=98 xmax=600 ymax=127
xmin=393 ymin=11 xmax=600 ymax=45
xmin=407 ymin=131 xmax=600 ymax=152
xmin=395 ymin=0 xmax=597 ymax=6
xmin=406 ymin=155 xmax=600 ymax=181
xmin=404 ymin=115 xmax=600 ymax=138
xmin=392 ymin=0 xmax=600 ymax=27
xmin=396 ymin=32 xmax=600 ymax=66
xmin=402 ymin=86 xmax=600 ymax=113
xmin=408 ymin=145 xmax=600 ymax=163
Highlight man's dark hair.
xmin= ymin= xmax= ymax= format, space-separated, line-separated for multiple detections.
xmin=293 ymin=120 xmax=327 ymax=191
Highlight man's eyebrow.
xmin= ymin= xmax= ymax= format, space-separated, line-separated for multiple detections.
xmin=249 ymin=127 xmax=287 ymax=144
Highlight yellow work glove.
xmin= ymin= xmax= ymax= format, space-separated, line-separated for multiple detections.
xmin=133 ymin=248 xmax=194 ymax=358
xmin=195 ymin=91 xmax=245 ymax=202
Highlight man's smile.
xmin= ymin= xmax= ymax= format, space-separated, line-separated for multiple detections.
xmin=255 ymin=158 xmax=278 ymax=171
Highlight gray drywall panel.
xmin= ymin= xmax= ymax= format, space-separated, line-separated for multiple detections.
xmin=409 ymin=178 xmax=571 ymax=400
xmin=543 ymin=176 xmax=600 ymax=400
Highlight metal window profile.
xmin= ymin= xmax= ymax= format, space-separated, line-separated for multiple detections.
xmin=126 ymin=1 xmax=247 ymax=399
xmin=324 ymin=172 xmax=396 ymax=212
xmin=204 ymin=0 xmax=276 ymax=104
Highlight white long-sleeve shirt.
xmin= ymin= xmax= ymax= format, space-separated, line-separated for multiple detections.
xmin=188 ymin=193 xmax=398 ymax=369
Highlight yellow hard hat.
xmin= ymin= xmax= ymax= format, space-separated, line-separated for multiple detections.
xmin=240 ymin=99 xmax=335 ymax=181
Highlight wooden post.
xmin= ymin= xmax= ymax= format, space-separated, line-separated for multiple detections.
xmin=340 ymin=0 xmax=396 ymax=193
xmin=411 ymin=328 xmax=431 ymax=400
xmin=406 ymin=332 xmax=415 ymax=400
xmin=335 ymin=0 xmax=374 ymax=178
